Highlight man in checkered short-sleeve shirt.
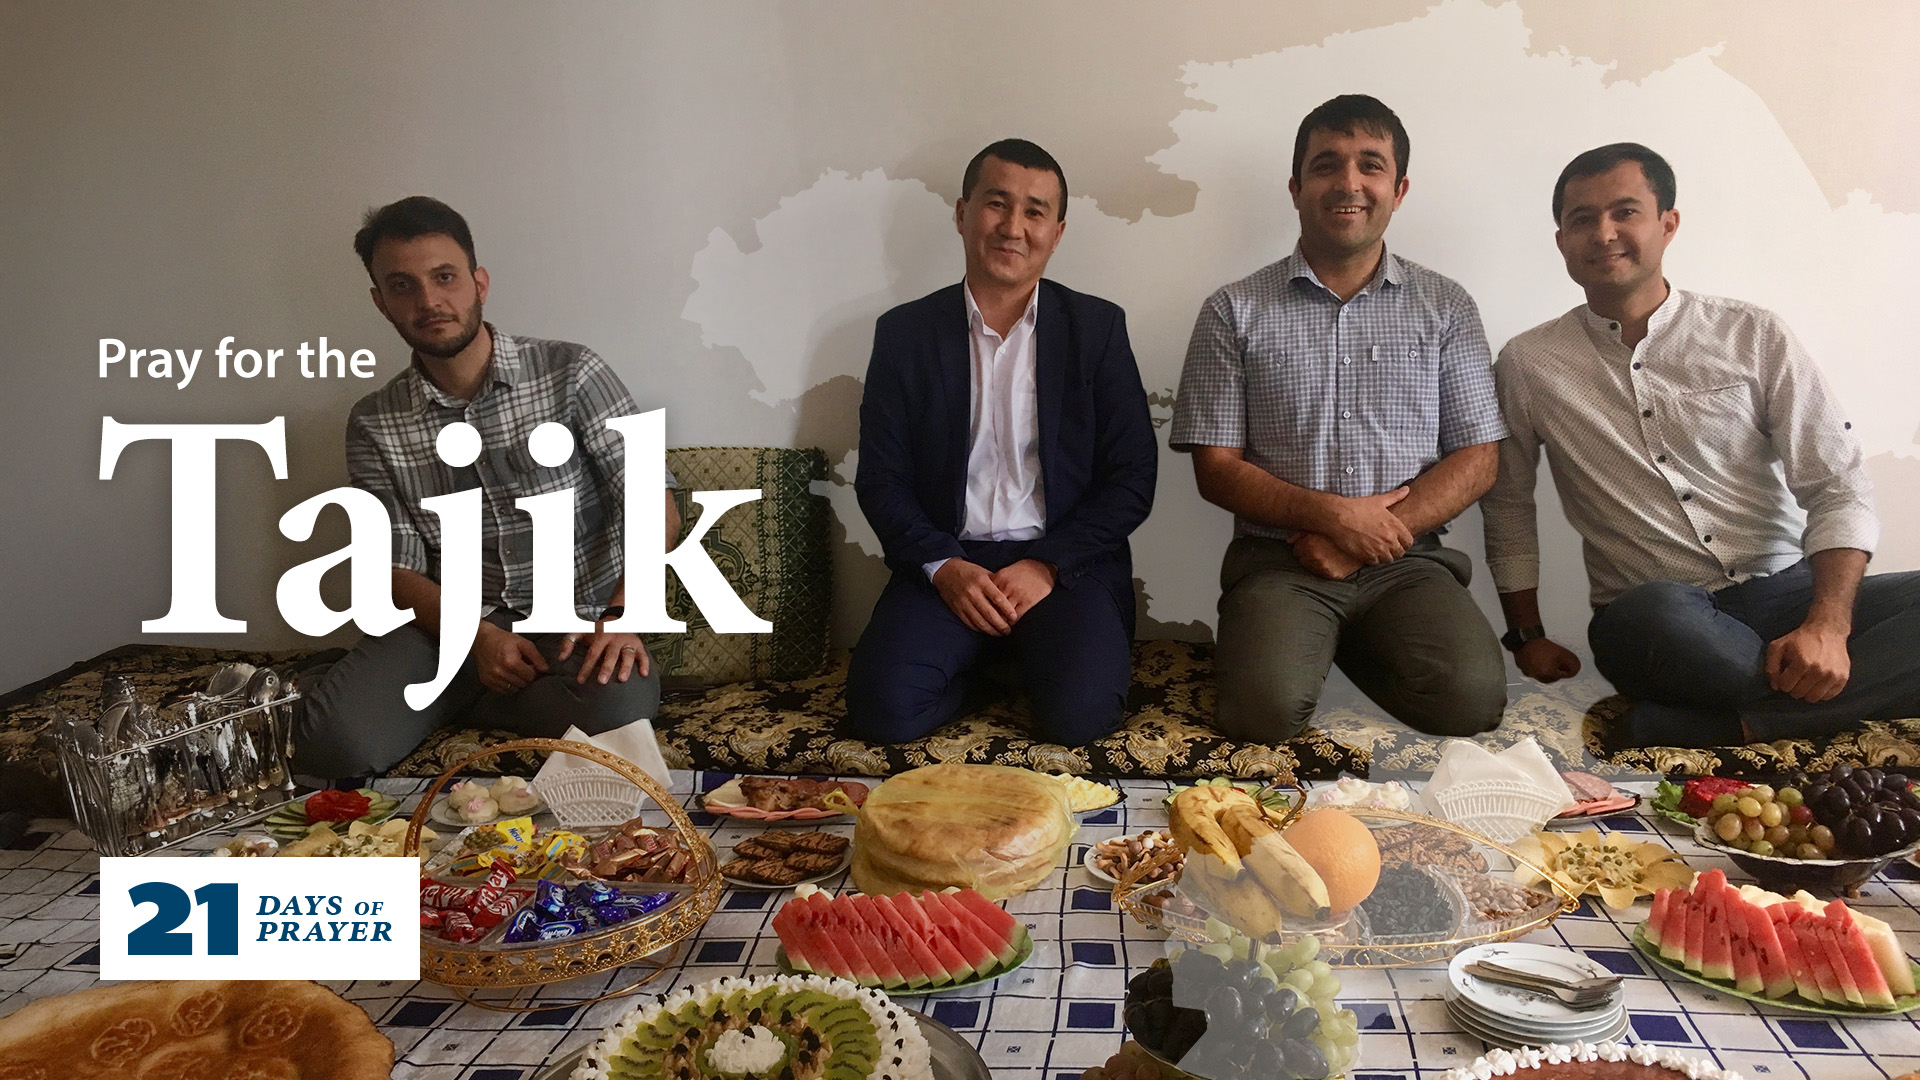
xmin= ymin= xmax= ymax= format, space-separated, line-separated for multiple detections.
xmin=1482 ymin=144 xmax=1920 ymax=748
xmin=291 ymin=197 xmax=680 ymax=780
xmin=1170 ymin=95 xmax=1511 ymax=742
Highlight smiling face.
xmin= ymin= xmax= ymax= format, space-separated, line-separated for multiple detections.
xmin=367 ymin=233 xmax=489 ymax=359
xmin=1554 ymin=160 xmax=1680 ymax=299
xmin=1289 ymin=125 xmax=1408 ymax=262
xmin=955 ymin=155 xmax=1066 ymax=294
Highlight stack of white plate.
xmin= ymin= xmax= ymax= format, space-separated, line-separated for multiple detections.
xmin=1446 ymin=943 xmax=1629 ymax=1048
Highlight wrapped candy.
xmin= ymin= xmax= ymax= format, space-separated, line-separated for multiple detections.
xmin=502 ymin=907 xmax=544 ymax=944
xmin=441 ymin=910 xmax=482 ymax=944
xmin=537 ymin=920 xmax=586 ymax=941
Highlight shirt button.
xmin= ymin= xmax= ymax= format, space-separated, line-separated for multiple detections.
xmin=1681 ymin=493 xmax=1693 ymax=502
xmin=1704 ymin=534 xmax=1713 ymax=543
xmin=1341 ymin=357 xmax=1351 ymax=365
xmin=1345 ymin=466 xmax=1355 ymax=474
xmin=1341 ymin=410 xmax=1352 ymax=419
xmin=1642 ymin=409 xmax=1653 ymax=418
xmin=1632 ymin=362 xmax=1642 ymax=370
xmin=1657 ymin=454 xmax=1668 ymax=463
xmin=1610 ymin=322 xmax=1620 ymax=330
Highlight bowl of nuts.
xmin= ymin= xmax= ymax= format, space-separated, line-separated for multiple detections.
xmin=1086 ymin=829 xmax=1184 ymax=889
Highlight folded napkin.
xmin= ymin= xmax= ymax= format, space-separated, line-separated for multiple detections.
xmin=1420 ymin=736 xmax=1577 ymax=822
xmin=532 ymin=718 xmax=673 ymax=791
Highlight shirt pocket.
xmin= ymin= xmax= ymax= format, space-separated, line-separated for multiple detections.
xmin=1669 ymin=382 xmax=1767 ymax=460
xmin=1363 ymin=334 xmax=1440 ymax=431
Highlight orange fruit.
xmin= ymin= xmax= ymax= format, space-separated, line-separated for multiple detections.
xmin=1284 ymin=808 xmax=1381 ymax=914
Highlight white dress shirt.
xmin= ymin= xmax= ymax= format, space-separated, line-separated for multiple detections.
xmin=1482 ymin=288 xmax=1878 ymax=607
xmin=923 ymin=284 xmax=1047 ymax=579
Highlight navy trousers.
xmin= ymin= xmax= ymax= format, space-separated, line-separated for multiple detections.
xmin=845 ymin=540 xmax=1134 ymax=747
xmin=1589 ymin=559 xmax=1920 ymax=746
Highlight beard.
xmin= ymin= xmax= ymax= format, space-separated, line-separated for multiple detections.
xmin=399 ymin=301 xmax=485 ymax=360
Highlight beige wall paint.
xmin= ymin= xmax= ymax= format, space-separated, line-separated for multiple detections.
xmin=2 ymin=1 xmax=1914 ymax=697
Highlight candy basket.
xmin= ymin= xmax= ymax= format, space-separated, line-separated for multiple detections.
xmin=409 ymin=738 xmax=721 ymax=1009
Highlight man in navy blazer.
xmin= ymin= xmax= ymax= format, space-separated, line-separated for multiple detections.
xmin=849 ymin=139 xmax=1158 ymax=747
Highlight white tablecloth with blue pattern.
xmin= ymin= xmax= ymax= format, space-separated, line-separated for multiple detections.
xmin=2 ymin=774 xmax=1916 ymax=1079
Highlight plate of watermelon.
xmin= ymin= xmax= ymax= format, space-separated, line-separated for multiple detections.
xmin=772 ymin=887 xmax=1036 ymax=994
xmin=1636 ymin=867 xmax=1920 ymax=1015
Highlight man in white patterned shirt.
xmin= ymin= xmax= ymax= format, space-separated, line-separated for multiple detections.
xmin=292 ymin=197 xmax=680 ymax=779
xmin=1171 ymin=95 xmax=1511 ymax=742
xmin=1482 ymin=144 xmax=1920 ymax=748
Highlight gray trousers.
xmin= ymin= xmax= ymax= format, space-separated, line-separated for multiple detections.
xmin=1213 ymin=535 xmax=1506 ymax=742
xmin=291 ymin=610 xmax=660 ymax=780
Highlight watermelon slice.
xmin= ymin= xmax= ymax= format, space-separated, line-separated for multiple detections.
xmin=1809 ymin=916 xmax=1865 ymax=1006
xmin=1699 ymin=876 xmax=1735 ymax=983
xmin=1646 ymin=889 xmax=1673 ymax=950
xmin=801 ymin=893 xmax=885 ymax=986
xmin=1826 ymin=900 xmax=1896 ymax=1008
xmin=1738 ymin=898 xmax=1795 ymax=999
xmin=775 ymin=898 xmax=859 ymax=981
xmin=926 ymin=890 xmax=1019 ymax=968
xmin=850 ymin=895 xmax=928 ymax=988
xmin=1769 ymin=905 xmax=1824 ymax=1003
xmin=1727 ymin=910 xmax=1766 ymax=995
xmin=919 ymin=891 xmax=1001 ymax=975
xmin=1852 ymin=909 xmax=1917 ymax=997
xmin=1684 ymin=876 xmax=1711 ymax=972
xmin=1789 ymin=914 xmax=1844 ymax=1004
xmin=950 ymin=889 xmax=1020 ymax=943
xmin=872 ymin=894 xmax=956 ymax=986
xmin=1660 ymin=888 xmax=1692 ymax=964
xmin=895 ymin=894 xmax=975 ymax=981
xmin=814 ymin=894 xmax=907 ymax=989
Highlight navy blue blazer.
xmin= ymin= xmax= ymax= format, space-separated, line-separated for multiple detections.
xmin=855 ymin=279 xmax=1158 ymax=584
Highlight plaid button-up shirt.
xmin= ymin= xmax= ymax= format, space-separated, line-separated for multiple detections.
xmin=1170 ymin=248 xmax=1508 ymax=539
xmin=345 ymin=325 xmax=674 ymax=617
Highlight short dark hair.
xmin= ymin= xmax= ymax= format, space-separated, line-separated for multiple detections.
xmin=1292 ymin=94 xmax=1410 ymax=183
xmin=961 ymin=139 xmax=1069 ymax=220
xmin=1552 ymin=143 xmax=1676 ymax=223
xmin=353 ymin=196 xmax=476 ymax=279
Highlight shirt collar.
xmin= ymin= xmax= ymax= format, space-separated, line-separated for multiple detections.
xmin=963 ymin=281 xmax=1041 ymax=337
xmin=1284 ymin=244 xmax=1402 ymax=297
xmin=408 ymin=322 xmax=518 ymax=408
xmin=1580 ymin=284 xmax=1683 ymax=344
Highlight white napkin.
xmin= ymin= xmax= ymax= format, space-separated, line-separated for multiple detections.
xmin=1419 ymin=736 xmax=1576 ymax=818
xmin=533 ymin=719 xmax=672 ymax=791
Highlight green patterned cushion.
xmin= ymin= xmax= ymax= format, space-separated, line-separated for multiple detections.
xmin=642 ymin=446 xmax=831 ymax=684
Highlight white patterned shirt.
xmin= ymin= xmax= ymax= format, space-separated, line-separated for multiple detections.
xmin=1170 ymin=248 xmax=1508 ymax=539
xmin=923 ymin=284 xmax=1047 ymax=579
xmin=346 ymin=325 xmax=675 ymax=618
xmin=1481 ymin=290 xmax=1878 ymax=607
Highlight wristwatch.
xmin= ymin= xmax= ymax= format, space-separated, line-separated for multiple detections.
xmin=1501 ymin=625 xmax=1547 ymax=653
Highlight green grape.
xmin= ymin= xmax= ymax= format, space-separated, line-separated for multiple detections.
xmin=1796 ymin=843 xmax=1823 ymax=860
xmin=1750 ymin=840 xmax=1776 ymax=857
xmin=1201 ymin=942 xmax=1233 ymax=963
xmin=1230 ymin=935 xmax=1251 ymax=962
xmin=1777 ymin=787 xmax=1804 ymax=807
xmin=1711 ymin=792 xmax=1740 ymax=813
xmin=1749 ymin=784 xmax=1776 ymax=802
xmin=1284 ymin=969 xmax=1315 ymax=994
xmin=1714 ymin=813 xmax=1743 ymax=842
xmin=1765 ymin=825 xmax=1790 ymax=846
xmin=1759 ymin=802 xmax=1784 ymax=828
xmin=1736 ymin=796 xmax=1763 ymax=817
xmin=1204 ymin=917 xmax=1231 ymax=942
xmin=1293 ymin=934 xmax=1321 ymax=964
xmin=1311 ymin=972 xmax=1342 ymax=1000
xmin=1303 ymin=960 xmax=1334 ymax=980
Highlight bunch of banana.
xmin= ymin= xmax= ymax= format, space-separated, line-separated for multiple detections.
xmin=1168 ymin=786 xmax=1332 ymax=938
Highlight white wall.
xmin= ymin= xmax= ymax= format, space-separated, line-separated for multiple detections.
xmin=3 ymin=1 xmax=1915 ymax=695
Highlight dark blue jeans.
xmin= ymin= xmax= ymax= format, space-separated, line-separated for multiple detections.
xmin=1588 ymin=560 xmax=1920 ymax=745
xmin=845 ymin=541 xmax=1134 ymax=747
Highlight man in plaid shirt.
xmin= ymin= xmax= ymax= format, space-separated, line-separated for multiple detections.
xmin=292 ymin=197 xmax=678 ymax=780
xmin=1171 ymin=96 xmax=1510 ymax=743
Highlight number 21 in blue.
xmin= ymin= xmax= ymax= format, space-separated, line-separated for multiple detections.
xmin=128 ymin=882 xmax=238 ymax=955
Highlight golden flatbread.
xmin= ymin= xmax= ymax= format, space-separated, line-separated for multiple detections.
xmin=0 ymin=979 xmax=392 ymax=1079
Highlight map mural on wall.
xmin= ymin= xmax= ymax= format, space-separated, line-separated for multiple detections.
xmin=680 ymin=1 xmax=1920 ymax=637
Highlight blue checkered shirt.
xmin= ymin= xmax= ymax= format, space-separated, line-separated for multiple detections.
xmin=345 ymin=325 xmax=675 ymax=618
xmin=1170 ymin=248 xmax=1508 ymax=539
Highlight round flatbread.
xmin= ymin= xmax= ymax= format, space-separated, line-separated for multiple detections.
xmin=850 ymin=764 xmax=1075 ymax=900
xmin=0 ymin=980 xmax=392 ymax=1079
